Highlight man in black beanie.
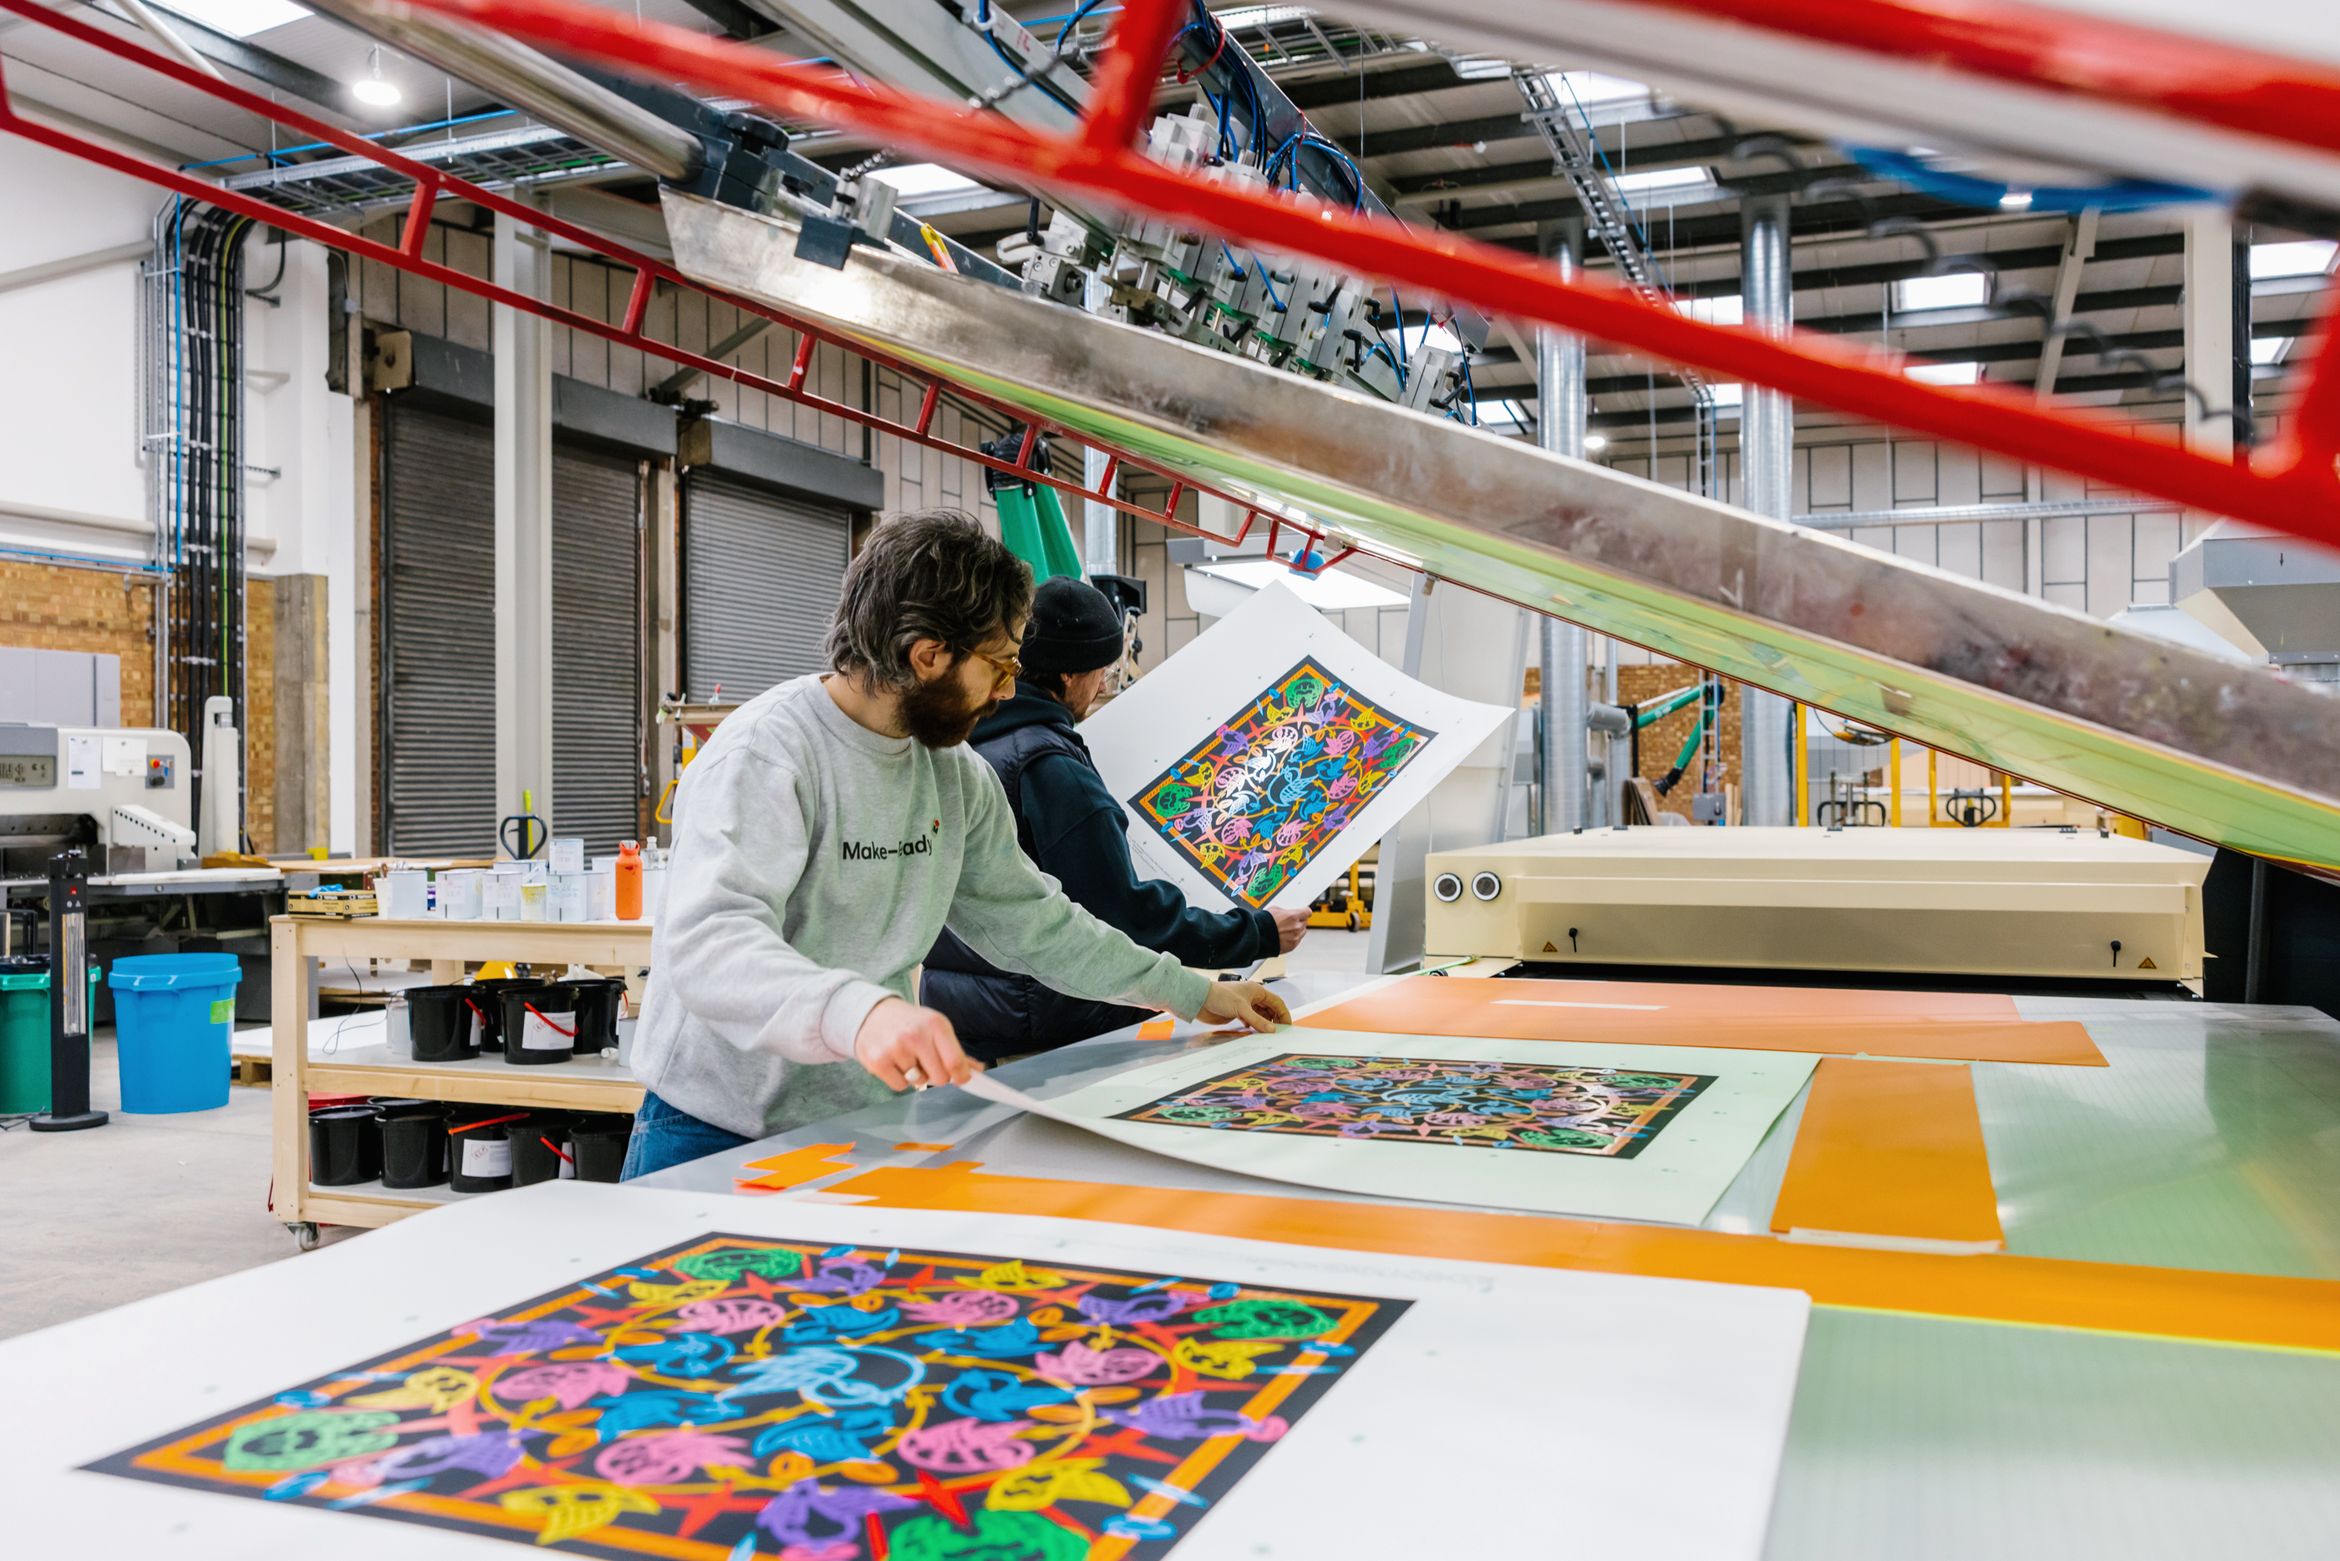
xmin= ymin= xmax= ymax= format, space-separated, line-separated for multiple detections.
xmin=923 ymin=577 xmax=1307 ymax=1060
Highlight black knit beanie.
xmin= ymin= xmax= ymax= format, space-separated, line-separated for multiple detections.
xmin=1019 ymin=577 xmax=1125 ymax=676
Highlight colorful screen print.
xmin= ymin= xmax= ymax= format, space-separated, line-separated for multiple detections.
xmin=968 ymin=1027 xmax=1819 ymax=1226
xmin=91 ymin=1233 xmax=1407 ymax=1560
xmin=1080 ymin=582 xmax=1514 ymax=912
xmin=1130 ymin=661 xmax=1433 ymax=907
xmin=1111 ymin=1053 xmax=1715 ymax=1158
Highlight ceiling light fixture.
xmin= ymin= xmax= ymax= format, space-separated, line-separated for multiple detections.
xmin=1611 ymin=166 xmax=1716 ymax=203
xmin=352 ymin=46 xmax=401 ymax=108
xmin=1894 ymin=272 xmax=1989 ymax=312
xmin=1584 ymin=434 xmax=1609 ymax=452
xmin=2250 ymin=239 xmax=2338 ymax=280
xmin=163 ymin=0 xmax=307 ymax=37
xmin=870 ymin=162 xmax=984 ymax=199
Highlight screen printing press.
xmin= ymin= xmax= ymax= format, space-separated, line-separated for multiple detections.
xmin=4 ymin=971 xmax=2333 ymax=1558
xmin=619 ymin=969 xmax=2340 ymax=1561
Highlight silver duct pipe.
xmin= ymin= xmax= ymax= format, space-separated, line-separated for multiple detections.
xmin=1536 ymin=219 xmax=1590 ymax=835
xmin=306 ymin=0 xmax=703 ymax=184
xmin=1738 ymin=198 xmax=1795 ymax=827
xmin=1081 ymin=272 xmax=1120 ymax=573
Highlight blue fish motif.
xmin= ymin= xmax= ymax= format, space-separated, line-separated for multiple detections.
xmin=722 ymin=1346 xmax=857 ymax=1402
xmin=781 ymin=1302 xmax=900 ymax=1342
xmin=586 ymin=1390 xmax=730 ymax=1436
xmin=1104 ymin=1516 xmax=1179 ymax=1541
xmin=915 ymin=1315 xmax=1044 ymax=1357
xmin=751 ymin=1405 xmax=893 ymax=1464
xmin=613 ymin=1331 xmax=735 ymax=1376
xmin=939 ymin=1367 xmax=1073 ymax=1423
xmin=263 ymin=1470 xmax=330 ymax=1502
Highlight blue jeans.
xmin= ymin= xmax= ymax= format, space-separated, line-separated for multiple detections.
xmin=620 ymin=1090 xmax=752 ymax=1181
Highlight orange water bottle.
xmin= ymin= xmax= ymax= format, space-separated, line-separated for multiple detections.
xmin=614 ymin=840 xmax=644 ymax=922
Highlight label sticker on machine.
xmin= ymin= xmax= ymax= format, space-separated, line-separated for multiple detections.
xmin=65 ymin=734 xmax=98 ymax=790
xmin=461 ymin=1137 xmax=512 ymax=1177
xmin=209 ymin=999 xmax=233 ymax=1024
xmin=521 ymin=1008 xmax=576 ymax=1051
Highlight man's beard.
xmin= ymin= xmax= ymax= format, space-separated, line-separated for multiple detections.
xmin=900 ymin=673 xmax=988 ymax=749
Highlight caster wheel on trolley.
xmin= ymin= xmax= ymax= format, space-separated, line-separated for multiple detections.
xmin=290 ymin=1222 xmax=322 ymax=1252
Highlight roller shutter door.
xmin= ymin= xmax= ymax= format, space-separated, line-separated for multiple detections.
xmin=683 ymin=474 xmax=851 ymax=700
xmin=382 ymin=407 xmax=496 ymax=856
xmin=551 ymin=447 xmax=643 ymax=853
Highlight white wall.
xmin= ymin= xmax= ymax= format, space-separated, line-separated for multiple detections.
xmin=1602 ymin=433 xmax=2204 ymax=664
xmin=0 ymin=137 xmax=156 ymax=561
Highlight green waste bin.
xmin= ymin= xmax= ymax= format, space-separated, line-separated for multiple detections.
xmin=0 ymin=957 xmax=101 ymax=1116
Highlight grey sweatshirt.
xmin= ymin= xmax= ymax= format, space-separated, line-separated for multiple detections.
xmin=631 ymin=674 xmax=1213 ymax=1138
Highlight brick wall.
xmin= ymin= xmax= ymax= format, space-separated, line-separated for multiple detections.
xmin=0 ymin=560 xmax=295 ymax=853
xmin=1617 ymin=663 xmax=1743 ymax=823
xmin=0 ymin=560 xmax=157 ymax=724
xmin=244 ymin=578 xmax=276 ymax=853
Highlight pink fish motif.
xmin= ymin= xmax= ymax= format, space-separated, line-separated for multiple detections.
xmin=1273 ymin=820 xmax=1308 ymax=849
xmin=1326 ymin=774 xmax=1357 ymax=801
xmin=901 ymin=1290 xmax=1021 ymax=1327
xmin=495 ymin=1360 xmax=633 ymax=1410
xmin=675 ymin=1296 xmax=790 ymax=1335
xmin=594 ymin=1431 xmax=754 ymax=1487
xmin=1217 ymin=818 xmax=1252 ymax=847
xmin=1035 ymin=1341 xmax=1158 ymax=1385
xmin=897 ymin=1418 xmax=1036 ymax=1474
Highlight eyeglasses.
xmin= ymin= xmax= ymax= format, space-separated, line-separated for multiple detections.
xmin=968 ymin=646 xmax=1023 ymax=690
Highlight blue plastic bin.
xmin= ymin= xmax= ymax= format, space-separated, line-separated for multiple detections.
xmin=108 ymin=952 xmax=241 ymax=1114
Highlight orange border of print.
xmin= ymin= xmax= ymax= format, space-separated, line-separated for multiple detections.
xmin=119 ymin=1235 xmax=1392 ymax=1560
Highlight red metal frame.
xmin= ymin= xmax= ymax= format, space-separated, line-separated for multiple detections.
xmin=6 ymin=0 xmax=2339 ymax=555
xmin=0 ymin=1 xmax=1338 ymax=566
xmin=369 ymin=0 xmax=2340 ymax=551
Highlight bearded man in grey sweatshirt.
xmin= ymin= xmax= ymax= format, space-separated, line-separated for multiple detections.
xmin=621 ymin=509 xmax=1288 ymax=1179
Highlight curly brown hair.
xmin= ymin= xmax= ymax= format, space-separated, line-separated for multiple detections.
xmin=826 ymin=509 xmax=1033 ymax=691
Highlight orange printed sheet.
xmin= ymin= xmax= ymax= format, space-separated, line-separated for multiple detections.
xmin=1304 ymin=974 xmax=2106 ymax=1066
xmin=1769 ymin=1058 xmax=2004 ymax=1245
xmin=830 ymin=1160 xmax=2340 ymax=1355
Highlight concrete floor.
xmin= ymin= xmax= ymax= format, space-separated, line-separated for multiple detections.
xmin=0 ymin=1029 xmax=302 ymax=1341
xmin=0 ymin=930 xmax=1375 ymax=1343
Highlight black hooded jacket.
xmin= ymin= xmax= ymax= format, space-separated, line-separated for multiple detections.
xmin=923 ymin=682 xmax=1278 ymax=1060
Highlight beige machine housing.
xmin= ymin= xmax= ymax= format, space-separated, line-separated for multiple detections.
xmin=1423 ymin=827 xmax=2208 ymax=982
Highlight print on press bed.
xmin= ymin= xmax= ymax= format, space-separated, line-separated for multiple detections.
xmin=1112 ymin=1053 xmax=1715 ymax=1158
xmin=92 ymin=1233 xmax=1409 ymax=1560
